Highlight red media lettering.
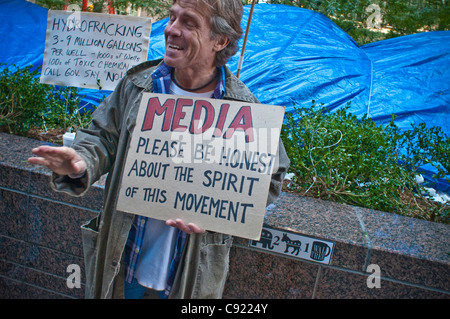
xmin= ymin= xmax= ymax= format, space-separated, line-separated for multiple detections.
xmin=141 ymin=97 xmax=254 ymax=143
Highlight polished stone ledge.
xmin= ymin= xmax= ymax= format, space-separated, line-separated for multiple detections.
xmin=224 ymin=192 xmax=449 ymax=298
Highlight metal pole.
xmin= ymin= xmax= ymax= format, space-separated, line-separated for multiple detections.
xmin=237 ymin=0 xmax=256 ymax=79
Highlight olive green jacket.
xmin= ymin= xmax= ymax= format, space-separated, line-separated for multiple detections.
xmin=51 ymin=59 xmax=290 ymax=299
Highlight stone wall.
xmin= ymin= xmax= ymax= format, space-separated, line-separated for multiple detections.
xmin=0 ymin=133 xmax=448 ymax=299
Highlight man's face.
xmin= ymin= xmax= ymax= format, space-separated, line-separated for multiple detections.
xmin=164 ymin=0 xmax=219 ymax=72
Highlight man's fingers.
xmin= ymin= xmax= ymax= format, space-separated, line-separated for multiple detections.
xmin=27 ymin=156 xmax=50 ymax=167
xmin=166 ymin=219 xmax=190 ymax=233
xmin=174 ymin=219 xmax=193 ymax=234
xmin=29 ymin=145 xmax=86 ymax=176
xmin=32 ymin=146 xmax=74 ymax=160
xmin=187 ymin=222 xmax=205 ymax=234
xmin=166 ymin=219 xmax=205 ymax=234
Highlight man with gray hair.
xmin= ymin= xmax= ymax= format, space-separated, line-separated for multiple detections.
xmin=29 ymin=0 xmax=289 ymax=299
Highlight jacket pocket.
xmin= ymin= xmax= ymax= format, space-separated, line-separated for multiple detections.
xmin=194 ymin=233 xmax=233 ymax=299
xmin=81 ymin=214 xmax=100 ymax=298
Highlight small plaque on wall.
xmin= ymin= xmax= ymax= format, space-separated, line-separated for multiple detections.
xmin=249 ymin=226 xmax=334 ymax=265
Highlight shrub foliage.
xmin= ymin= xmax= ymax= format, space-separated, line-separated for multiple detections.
xmin=0 ymin=64 xmax=92 ymax=140
xmin=281 ymin=102 xmax=449 ymax=223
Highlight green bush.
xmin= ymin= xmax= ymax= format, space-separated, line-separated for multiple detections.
xmin=0 ymin=64 xmax=92 ymax=138
xmin=281 ymin=102 xmax=449 ymax=223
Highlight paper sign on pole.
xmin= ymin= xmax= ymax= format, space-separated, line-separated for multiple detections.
xmin=40 ymin=10 xmax=151 ymax=91
xmin=116 ymin=93 xmax=285 ymax=240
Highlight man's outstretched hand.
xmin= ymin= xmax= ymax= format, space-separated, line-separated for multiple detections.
xmin=28 ymin=145 xmax=87 ymax=177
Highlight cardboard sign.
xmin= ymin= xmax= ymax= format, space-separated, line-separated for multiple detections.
xmin=116 ymin=93 xmax=285 ymax=240
xmin=40 ymin=10 xmax=151 ymax=91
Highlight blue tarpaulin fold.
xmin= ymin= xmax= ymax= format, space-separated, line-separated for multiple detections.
xmin=1 ymin=0 xmax=448 ymax=192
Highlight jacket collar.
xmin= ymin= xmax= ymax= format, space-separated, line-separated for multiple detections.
xmin=126 ymin=59 xmax=259 ymax=103
xmin=126 ymin=59 xmax=162 ymax=89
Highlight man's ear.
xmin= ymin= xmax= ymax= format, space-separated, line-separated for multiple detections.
xmin=214 ymin=35 xmax=230 ymax=52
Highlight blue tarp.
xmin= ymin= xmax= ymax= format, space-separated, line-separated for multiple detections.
xmin=1 ymin=0 xmax=449 ymax=192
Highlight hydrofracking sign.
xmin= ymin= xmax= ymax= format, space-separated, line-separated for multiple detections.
xmin=40 ymin=10 xmax=151 ymax=91
xmin=116 ymin=93 xmax=285 ymax=240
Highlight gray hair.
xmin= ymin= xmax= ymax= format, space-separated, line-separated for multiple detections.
xmin=173 ymin=0 xmax=244 ymax=67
